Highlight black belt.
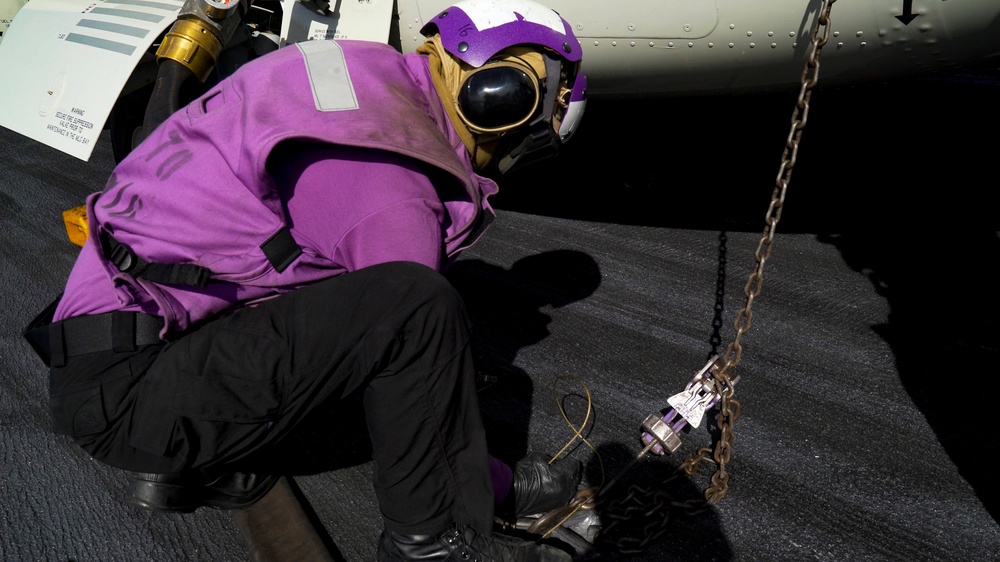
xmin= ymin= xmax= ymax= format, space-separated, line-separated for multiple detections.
xmin=23 ymin=295 xmax=164 ymax=368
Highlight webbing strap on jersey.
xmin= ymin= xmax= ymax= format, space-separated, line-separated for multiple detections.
xmin=101 ymin=232 xmax=212 ymax=287
xmin=100 ymin=227 xmax=302 ymax=288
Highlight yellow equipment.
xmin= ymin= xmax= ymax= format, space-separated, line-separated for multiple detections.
xmin=62 ymin=205 xmax=88 ymax=247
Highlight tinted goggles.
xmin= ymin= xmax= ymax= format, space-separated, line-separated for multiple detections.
xmin=456 ymin=58 xmax=541 ymax=134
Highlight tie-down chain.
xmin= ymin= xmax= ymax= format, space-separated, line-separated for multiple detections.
xmin=519 ymin=0 xmax=840 ymax=555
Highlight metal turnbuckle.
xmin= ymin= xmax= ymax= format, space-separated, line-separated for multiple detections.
xmin=639 ymin=356 xmax=739 ymax=457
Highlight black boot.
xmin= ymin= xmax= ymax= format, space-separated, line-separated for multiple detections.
xmin=377 ymin=523 xmax=571 ymax=562
xmin=126 ymin=471 xmax=278 ymax=513
xmin=512 ymin=453 xmax=583 ymax=517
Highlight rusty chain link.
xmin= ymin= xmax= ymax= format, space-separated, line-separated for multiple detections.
xmin=597 ymin=0 xmax=838 ymax=553
xmin=681 ymin=0 xmax=838 ymax=508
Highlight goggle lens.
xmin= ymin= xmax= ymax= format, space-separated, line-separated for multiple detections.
xmin=457 ymin=64 xmax=539 ymax=133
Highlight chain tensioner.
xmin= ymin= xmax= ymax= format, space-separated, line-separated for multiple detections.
xmin=639 ymin=356 xmax=739 ymax=457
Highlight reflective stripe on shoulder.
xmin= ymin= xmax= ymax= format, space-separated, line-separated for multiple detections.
xmin=296 ymin=40 xmax=359 ymax=112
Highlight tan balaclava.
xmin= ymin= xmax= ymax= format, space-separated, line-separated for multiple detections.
xmin=418 ymin=34 xmax=548 ymax=172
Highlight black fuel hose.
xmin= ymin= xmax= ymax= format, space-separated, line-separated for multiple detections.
xmin=131 ymin=59 xmax=196 ymax=150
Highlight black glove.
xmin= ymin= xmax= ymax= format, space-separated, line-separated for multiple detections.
xmin=512 ymin=452 xmax=583 ymax=517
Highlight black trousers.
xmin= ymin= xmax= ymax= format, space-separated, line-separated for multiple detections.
xmin=48 ymin=262 xmax=493 ymax=535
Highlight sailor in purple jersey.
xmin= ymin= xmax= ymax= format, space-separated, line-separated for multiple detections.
xmin=25 ymin=0 xmax=588 ymax=559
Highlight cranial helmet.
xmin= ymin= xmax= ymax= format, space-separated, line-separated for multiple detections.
xmin=420 ymin=0 xmax=587 ymax=174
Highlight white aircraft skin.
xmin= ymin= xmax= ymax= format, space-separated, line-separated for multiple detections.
xmin=0 ymin=0 xmax=998 ymax=160
xmin=397 ymin=0 xmax=1000 ymax=97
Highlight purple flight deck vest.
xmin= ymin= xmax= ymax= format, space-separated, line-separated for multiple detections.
xmin=61 ymin=40 xmax=497 ymax=335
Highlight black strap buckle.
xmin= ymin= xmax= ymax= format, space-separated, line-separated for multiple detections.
xmin=100 ymin=231 xmax=212 ymax=287
xmin=107 ymin=238 xmax=139 ymax=273
xmin=106 ymin=237 xmax=137 ymax=273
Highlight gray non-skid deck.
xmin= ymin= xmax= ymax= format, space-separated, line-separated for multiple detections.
xmin=2 ymin=71 xmax=999 ymax=561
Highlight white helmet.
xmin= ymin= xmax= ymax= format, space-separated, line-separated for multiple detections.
xmin=421 ymin=0 xmax=588 ymax=173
